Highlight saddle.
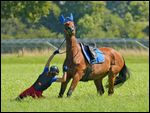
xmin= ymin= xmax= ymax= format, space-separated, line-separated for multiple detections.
xmin=80 ymin=42 xmax=105 ymax=64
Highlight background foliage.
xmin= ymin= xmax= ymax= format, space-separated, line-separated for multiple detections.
xmin=1 ymin=1 xmax=149 ymax=39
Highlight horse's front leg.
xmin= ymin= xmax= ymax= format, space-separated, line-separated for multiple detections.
xmin=58 ymin=76 xmax=71 ymax=98
xmin=67 ymin=73 xmax=81 ymax=97
xmin=94 ymin=78 xmax=104 ymax=95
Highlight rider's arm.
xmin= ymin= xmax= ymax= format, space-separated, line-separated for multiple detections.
xmin=55 ymin=66 xmax=68 ymax=82
xmin=45 ymin=50 xmax=59 ymax=67
xmin=45 ymin=54 xmax=55 ymax=67
xmin=55 ymin=72 xmax=67 ymax=82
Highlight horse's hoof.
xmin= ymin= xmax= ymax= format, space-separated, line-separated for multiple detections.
xmin=67 ymin=95 xmax=71 ymax=98
xmin=58 ymin=95 xmax=63 ymax=98
xmin=108 ymin=94 xmax=113 ymax=96
xmin=67 ymin=93 xmax=72 ymax=97
xmin=67 ymin=90 xmax=72 ymax=97
xmin=108 ymin=92 xmax=114 ymax=96
xmin=100 ymin=92 xmax=104 ymax=96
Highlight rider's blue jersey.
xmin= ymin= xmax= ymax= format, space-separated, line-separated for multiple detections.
xmin=33 ymin=66 xmax=58 ymax=91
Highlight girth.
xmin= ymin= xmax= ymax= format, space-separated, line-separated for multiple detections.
xmin=80 ymin=67 xmax=92 ymax=82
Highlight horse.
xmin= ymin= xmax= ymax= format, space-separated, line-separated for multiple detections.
xmin=58 ymin=13 xmax=130 ymax=97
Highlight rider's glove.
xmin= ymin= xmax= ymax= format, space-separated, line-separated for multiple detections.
xmin=53 ymin=50 xmax=59 ymax=55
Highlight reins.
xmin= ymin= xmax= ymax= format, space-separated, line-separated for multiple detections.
xmin=57 ymin=38 xmax=66 ymax=54
xmin=46 ymin=38 xmax=66 ymax=54
xmin=58 ymin=38 xmax=66 ymax=50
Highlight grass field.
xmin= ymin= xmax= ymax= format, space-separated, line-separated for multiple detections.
xmin=1 ymin=50 xmax=149 ymax=112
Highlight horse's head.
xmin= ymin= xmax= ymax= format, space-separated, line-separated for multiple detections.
xmin=60 ymin=13 xmax=76 ymax=36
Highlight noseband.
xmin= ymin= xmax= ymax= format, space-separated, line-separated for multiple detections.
xmin=64 ymin=24 xmax=75 ymax=36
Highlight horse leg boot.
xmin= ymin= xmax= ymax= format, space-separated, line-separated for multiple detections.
xmin=67 ymin=73 xmax=80 ymax=97
xmin=94 ymin=79 xmax=104 ymax=95
xmin=58 ymin=77 xmax=71 ymax=98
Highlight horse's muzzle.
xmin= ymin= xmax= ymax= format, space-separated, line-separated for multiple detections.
xmin=65 ymin=26 xmax=74 ymax=34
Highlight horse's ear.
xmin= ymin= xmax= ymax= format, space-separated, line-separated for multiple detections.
xmin=60 ymin=14 xmax=65 ymax=24
xmin=70 ymin=13 xmax=73 ymax=21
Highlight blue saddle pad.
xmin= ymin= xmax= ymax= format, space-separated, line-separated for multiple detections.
xmin=80 ymin=43 xmax=105 ymax=64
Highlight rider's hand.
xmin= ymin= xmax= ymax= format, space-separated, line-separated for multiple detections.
xmin=63 ymin=66 xmax=68 ymax=72
xmin=53 ymin=50 xmax=59 ymax=55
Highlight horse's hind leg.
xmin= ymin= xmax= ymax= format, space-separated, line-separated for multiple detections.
xmin=108 ymin=73 xmax=117 ymax=95
xmin=94 ymin=78 xmax=104 ymax=95
xmin=108 ymin=65 xmax=122 ymax=95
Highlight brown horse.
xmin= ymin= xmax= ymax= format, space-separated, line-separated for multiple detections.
xmin=58 ymin=14 xmax=130 ymax=97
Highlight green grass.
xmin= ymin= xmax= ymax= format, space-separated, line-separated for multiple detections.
xmin=1 ymin=52 xmax=149 ymax=112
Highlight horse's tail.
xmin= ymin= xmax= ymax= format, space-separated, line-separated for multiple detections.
xmin=114 ymin=62 xmax=130 ymax=85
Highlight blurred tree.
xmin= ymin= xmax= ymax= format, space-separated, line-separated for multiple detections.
xmin=1 ymin=18 xmax=58 ymax=39
xmin=77 ymin=1 xmax=149 ymax=38
xmin=129 ymin=1 xmax=149 ymax=21
xmin=1 ymin=1 xmax=149 ymax=39
xmin=77 ymin=2 xmax=126 ymax=38
xmin=102 ymin=14 xmax=125 ymax=38
xmin=39 ymin=1 xmax=106 ymax=35
xmin=54 ymin=1 xmax=93 ymax=23
xmin=124 ymin=12 xmax=133 ymax=23
xmin=76 ymin=1 xmax=108 ymax=38
xmin=106 ymin=1 xmax=149 ymax=21
xmin=1 ymin=1 xmax=60 ymax=23
xmin=106 ymin=1 xmax=130 ymax=18
xmin=123 ymin=12 xmax=148 ymax=38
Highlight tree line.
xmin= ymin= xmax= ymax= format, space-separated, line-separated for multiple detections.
xmin=1 ymin=1 xmax=149 ymax=39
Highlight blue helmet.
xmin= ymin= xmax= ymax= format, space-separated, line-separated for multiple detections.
xmin=50 ymin=66 xmax=59 ymax=75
